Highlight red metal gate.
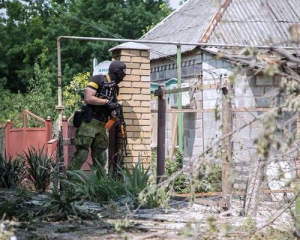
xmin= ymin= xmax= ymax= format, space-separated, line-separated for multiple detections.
xmin=5 ymin=110 xmax=53 ymax=160
xmin=4 ymin=110 xmax=112 ymax=171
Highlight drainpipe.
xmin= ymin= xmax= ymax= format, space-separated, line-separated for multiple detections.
xmin=177 ymin=45 xmax=183 ymax=154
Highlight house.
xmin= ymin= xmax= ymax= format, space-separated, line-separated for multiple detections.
xmin=141 ymin=0 xmax=300 ymax=196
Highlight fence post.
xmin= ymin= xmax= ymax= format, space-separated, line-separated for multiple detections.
xmin=221 ymin=76 xmax=233 ymax=211
xmin=155 ymin=85 xmax=166 ymax=184
xmin=45 ymin=116 xmax=52 ymax=141
xmin=5 ymin=120 xmax=12 ymax=160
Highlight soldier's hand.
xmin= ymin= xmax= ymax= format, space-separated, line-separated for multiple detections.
xmin=106 ymin=99 xmax=117 ymax=111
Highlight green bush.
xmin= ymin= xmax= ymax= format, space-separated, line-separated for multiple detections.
xmin=196 ymin=161 xmax=222 ymax=193
xmin=165 ymin=151 xmax=190 ymax=194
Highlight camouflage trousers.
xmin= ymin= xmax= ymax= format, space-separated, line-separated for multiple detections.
xmin=69 ymin=118 xmax=108 ymax=170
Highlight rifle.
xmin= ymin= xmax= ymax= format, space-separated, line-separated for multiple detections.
xmin=103 ymin=81 xmax=128 ymax=156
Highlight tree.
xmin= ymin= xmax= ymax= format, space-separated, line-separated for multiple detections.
xmin=0 ymin=0 xmax=172 ymax=94
xmin=1 ymin=0 xmax=55 ymax=93
xmin=0 ymin=63 xmax=57 ymax=124
xmin=0 ymin=0 xmax=172 ymax=122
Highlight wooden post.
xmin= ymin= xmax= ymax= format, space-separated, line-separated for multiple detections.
xmin=155 ymin=85 xmax=166 ymax=184
xmin=295 ymin=113 xmax=300 ymax=228
xmin=45 ymin=117 xmax=52 ymax=142
xmin=221 ymin=77 xmax=232 ymax=210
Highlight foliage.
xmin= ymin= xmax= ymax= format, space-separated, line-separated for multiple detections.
xmin=62 ymin=158 xmax=168 ymax=209
xmin=0 ymin=0 xmax=173 ymax=95
xmin=24 ymin=63 xmax=57 ymax=120
xmin=132 ymin=153 xmax=170 ymax=208
xmin=195 ymin=161 xmax=222 ymax=193
xmin=139 ymin=183 xmax=170 ymax=208
xmin=63 ymin=72 xmax=90 ymax=117
xmin=142 ymin=2 xmax=173 ymax=34
xmin=0 ymin=155 xmax=25 ymax=189
xmin=0 ymin=63 xmax=57 ymax=124
xmin=36 ymin=185 xmax=96 ymax=221
xmin=63 ymin=160 xmax=126 ymax=202
xmin=0 ymin=0 xmax=173 ymax=123
xmin=165 ymin=151 xmax=190 ymax=193
xmin=21 ymin=146 xmax=57 ymax=193
xmin=118 ymin=158 xmax=151 ymax=206
xmin=0 ymin=0 xmax=55 ymax=93
xmin=0 ymin=89 xmax=26 ymax=124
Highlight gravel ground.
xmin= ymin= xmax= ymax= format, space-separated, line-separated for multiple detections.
xmin=0 ymin=190 xmax=296 ymax=240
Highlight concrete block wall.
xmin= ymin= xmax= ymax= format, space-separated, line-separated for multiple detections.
xmin=232 ymin=73 xmax=280 ymax=162
xmin=200 ymin=53 xmax=231 ymax=159
xmin=110 ymin=43 xmax=152 ymax=167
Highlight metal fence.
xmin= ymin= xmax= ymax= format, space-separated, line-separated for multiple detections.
xmin=0 ymin=124 xmax=5 ymax=158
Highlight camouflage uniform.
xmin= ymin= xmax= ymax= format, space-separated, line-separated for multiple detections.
xmin=69 ymin=118 xmax=108 ymax=170
xmin=69 ymin=75 xmax=110 ymax=170
xmin=69 ymin=60 xmax=126 ymax=171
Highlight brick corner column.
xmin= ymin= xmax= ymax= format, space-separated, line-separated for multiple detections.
xmin=109 ymin=42 xmax=151 ymax=168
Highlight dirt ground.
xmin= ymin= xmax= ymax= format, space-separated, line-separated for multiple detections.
xmin=1 ymin=190 xmax=296 ymax=240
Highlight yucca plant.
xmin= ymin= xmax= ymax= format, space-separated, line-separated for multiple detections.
xmin=0 ymin=154 xmax=26 ymax=189
xmin=63 ymin=160 xmax=126 ymax=202
xmin=118 ymin=158 xmax=151 ymax=205
xmin=36 ymin=184 xmax=96 ymax=221
xmin=21 ymin=146 xmax=57 ymax=193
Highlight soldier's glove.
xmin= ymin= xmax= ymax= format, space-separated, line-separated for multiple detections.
xmin=105 ymin=98 xmax=118 ymax=111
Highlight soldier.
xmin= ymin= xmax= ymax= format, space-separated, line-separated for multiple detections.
xmin=69 ymin=60 xmax=126 ymax=170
